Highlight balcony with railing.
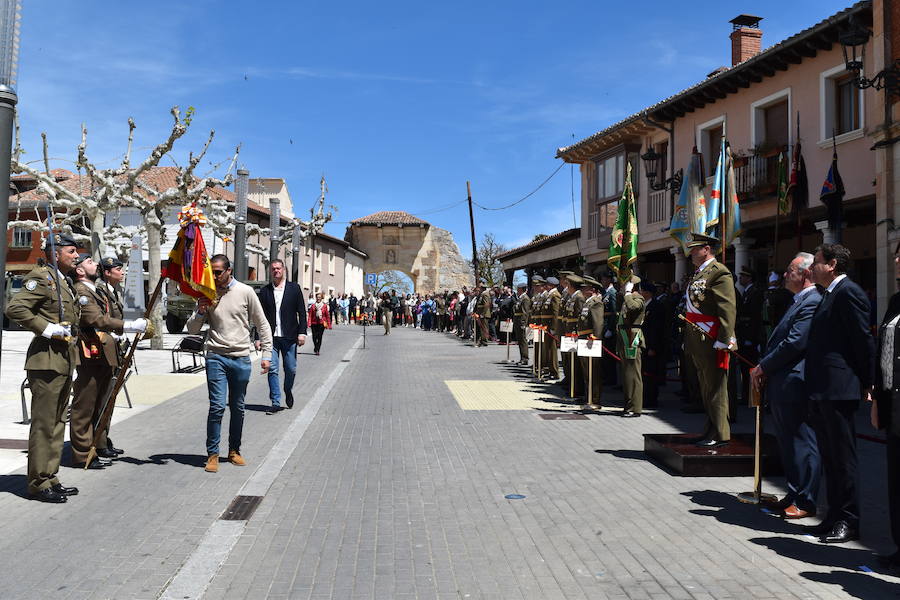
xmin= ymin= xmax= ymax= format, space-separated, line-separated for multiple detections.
xmin=646 ymin=188 xmax=669 ymax=224
xmin=733 ymin=145 xmax=789 ymax=203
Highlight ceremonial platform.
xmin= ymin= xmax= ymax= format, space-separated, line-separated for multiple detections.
xmin=643 ymin=432 xmax=782 ymax=477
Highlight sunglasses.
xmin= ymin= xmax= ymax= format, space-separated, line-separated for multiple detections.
xmin=213 ymin=269 xmax=228 ymax=276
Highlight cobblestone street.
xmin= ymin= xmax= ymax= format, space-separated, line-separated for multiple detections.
xmin=0 ymin=325 xmax=896 ymax=599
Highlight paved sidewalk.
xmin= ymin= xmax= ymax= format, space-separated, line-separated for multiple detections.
xmin=0 ymin=324 xmax=895 ymax=599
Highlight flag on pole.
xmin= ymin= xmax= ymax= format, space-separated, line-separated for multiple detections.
xmin=608 ymin=161 xmax=638 ymax=283
xmin=776 ymin=152 xmax=790 ymax=215
xmin=786 ymin=140 xmax=808 ymax=211
xmin=820 ymin=143 xmax=845 ymax=243
xmin=669 ymin=149 xmax=707 ymax=256
xmin=163 ymin=203 xmax=217 ymax=302
xmin=707 ymin=138 xmax=742 ymax=245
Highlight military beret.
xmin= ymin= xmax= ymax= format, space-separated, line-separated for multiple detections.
xmin=686 ymin=233 xmax=720 ymax=248
xmin=546 ymin=276 xmax=560 ymax=285
xmin=100 ymin=256 xmax=124 ymax=270
xmin=45 ymin=232 xmax=80 ymax=249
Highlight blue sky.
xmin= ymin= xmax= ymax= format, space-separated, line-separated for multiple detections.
xmin=17 ymin=0 xmax=854 ymax=257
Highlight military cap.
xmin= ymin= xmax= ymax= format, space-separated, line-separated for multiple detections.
xmin=565 ymin=273 xmax=584 ymax=285
xmin=581 ymin=276 xmax=601 ymax=288
xmin=73 ymin=253 xmax=91 ymax=266
xmin=638 ymin=280 xmax=656 ymax=294
xmin=546 ymin=276 xmax=560 ymax=285
xmin=515 ymin=281 xmax=528 ymax=289
xmin=100 ymin=256 xmax=124 ymax=270
xmin=558 ymin=270 xmax=576 ymax=278
xmin=44 ymin=232 xmax=80 ymax=249
xmin=686 ymin=233 xmax=720 ymax=248
xmin=738 ymin=267 xmax=754 ymax=278
xmin=532 ymin=275 xmax=546 ymax=284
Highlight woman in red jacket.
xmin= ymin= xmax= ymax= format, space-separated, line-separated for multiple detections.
xmin=307 ymin=292 xmax=332 ymax=355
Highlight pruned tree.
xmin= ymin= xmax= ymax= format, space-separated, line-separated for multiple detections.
xmin=373 ymin=270 xmax=412 ymax=296
xmin=475 ymin=232 xmax=507 ymax=288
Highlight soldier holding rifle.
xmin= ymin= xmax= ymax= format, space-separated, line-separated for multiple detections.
xmin=5 ymin=234 xmax=82 ymax=503
xmin=683 ymin=233 xmax=737 ymax=448
xmin=70 ymin=255 xmax=148 ymax=469
xmin=96 ymin=256 xmax=128 ymax=456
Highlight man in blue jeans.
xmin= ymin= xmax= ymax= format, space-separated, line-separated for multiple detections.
xmin=188 ymin=255 xmax=272 ymax=473
xmin=257 ymin=259 xmax=307 ymax=414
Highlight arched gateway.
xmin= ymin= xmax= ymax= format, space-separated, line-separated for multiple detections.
xmin=345 ymin=211 xmax=473 ymax=293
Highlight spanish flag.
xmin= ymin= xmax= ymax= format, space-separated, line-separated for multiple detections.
xmin=163 ymin=203 xmax=217 ymax=302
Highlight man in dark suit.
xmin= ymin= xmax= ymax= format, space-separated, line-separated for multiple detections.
xmin=257 ymin=259 xmax=308 ymax=413
xmin=737 ymin=267 xmax=764 ymax=414
xmin=803 ymin=243 xmax=875 ymax=543
xmin=750 ymin=252 xmax=822 ymax=519
xmin=639 ymin=282 xmax=665 ymax=408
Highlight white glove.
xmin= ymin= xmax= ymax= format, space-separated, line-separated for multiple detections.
xmin=123 ymin=318 xmax=148 ymax=333
xmin=42 ymin=323 xmax=71 ymax=339
xmin=713 ymin=341 xmax=730 ymax=350
xmin=624 ymin=282 xmax=634 ymax=293
xmin=110 ymin=332 xmax=123 ymax=342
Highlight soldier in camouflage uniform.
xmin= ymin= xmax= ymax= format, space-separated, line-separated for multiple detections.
xmin=5 ymin=234 xmax=83 ymax=503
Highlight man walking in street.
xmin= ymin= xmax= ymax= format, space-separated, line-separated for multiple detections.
xmin=6 ymin=233 xmax=83 ymax=503
xmin=257 ymin=259 xmax=307 ymax=413
xmin=188 ymin=255 xmax=272 ymax=473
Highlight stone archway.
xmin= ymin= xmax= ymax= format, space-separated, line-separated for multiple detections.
xmin=345 ymin=211 xmax=473 ymax=292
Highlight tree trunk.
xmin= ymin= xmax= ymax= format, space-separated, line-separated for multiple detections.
xmin=90 ymin=209 xmax=105 ymax=260
xmin=146 ymin=208 xmax=164 ymax=350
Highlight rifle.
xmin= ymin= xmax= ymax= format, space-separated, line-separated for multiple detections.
xmin=44 ymin=220 xmax=72 ymax=342
xmin=84 ymin=276 xmax=164 ymax=468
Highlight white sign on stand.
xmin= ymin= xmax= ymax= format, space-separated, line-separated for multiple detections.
xmin=559 ymin=336 xmax=578 ymax=353
xmin=576 ymin=339 xmax=603 ymax=358
xmin=532 ymin=328 xmax=543 ymax=343
xmin=499 ymin=319 xmax=513 ymax=333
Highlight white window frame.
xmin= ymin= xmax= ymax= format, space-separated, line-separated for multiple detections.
xmin=314 ymin=245 xmax=322 ymax=272
xmin=819 ymin=63 xmax=865 ymax=147
xmin=749 ymin=88 xmax=792 ymax=149
xmin=303 ymin=261 xmax=311 ymax=289
xmin=11 ymin=226 xmax=30 ymax=248
xmin=696 ymin=115 xmax=726 ymax=182
xmin=328 ymin=248 xmax=335 ymax=276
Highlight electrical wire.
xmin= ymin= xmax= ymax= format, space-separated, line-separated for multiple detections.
xmin=471 ymin=162 xmax=565 ymax=211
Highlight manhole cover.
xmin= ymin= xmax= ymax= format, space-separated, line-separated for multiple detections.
xmin=538 ymin=414 xmax=589 ymax=420
xmin=505 ymin=494 xmax=526 ymax=500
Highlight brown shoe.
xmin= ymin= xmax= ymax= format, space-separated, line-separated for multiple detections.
xmin=205 ymin=454 xmax=219 ymax=473
xmin=227 ymin=450 xmax=246 ymax=466
xmin=783 ymin=505 xmax=815 ymax=520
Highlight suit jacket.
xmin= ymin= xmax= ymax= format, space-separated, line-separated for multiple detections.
xmin=736 ymin=282 xmax=765 ymax=346
xmin=805 ymin=276 xmax=875 ymax=403
xmin=641 ymin=296 xmax=666 ymax=354
xmin=875 ymin=292 xmax=900 ymax=435
xmin=759 ymin=287 xmax=821 ymax=402
xmin=257 ymin=281 xmax=308 ymax=340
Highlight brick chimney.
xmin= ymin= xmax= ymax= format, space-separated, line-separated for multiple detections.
xmin=729 ymin=15 xmax=763 ymax=66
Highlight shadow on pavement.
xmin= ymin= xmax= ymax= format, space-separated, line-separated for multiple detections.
xmin=750 ymin=536 xmax=887 ymax=574
xmin=801 ymin=569 xmax=900 ymax=599
xmin=593 ymin=449 xmax=647 ymax=461
xmin=0 ymin=474 xmax=29 ymax=498
xmin=682 ymin=489 xmax=801 ymax=535
xmin=244 ymin=403 xmax=273 ymax=412
xmin=116 ymin=453 xmax=207 ymax=468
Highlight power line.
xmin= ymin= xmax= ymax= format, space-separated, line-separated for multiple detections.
xmin=471 ymin=162 xmax=565 ymax=211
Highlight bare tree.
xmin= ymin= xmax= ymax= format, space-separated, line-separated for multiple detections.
xmin=476 ymin=232 xmax=507 ymax=287
xmin=373 ymin=270 xmax=412 ymax=296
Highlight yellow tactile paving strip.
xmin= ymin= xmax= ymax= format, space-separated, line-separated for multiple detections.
xmin=445 ymin=379 xmax=576 ymax=411
xmin=117 ymin=374 xmax=206 ymax=405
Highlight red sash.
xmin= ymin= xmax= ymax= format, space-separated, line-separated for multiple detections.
xmin=685 ymin=312 xmax=729 ymax=370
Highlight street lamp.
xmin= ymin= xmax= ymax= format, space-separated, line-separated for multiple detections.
xmin=839 ymin=15 xmax=900 ymax=96
xmin=640 ymin=146 xmax=682 ymax=193
xmin=0 ymin=0 xmax=21 ymax=369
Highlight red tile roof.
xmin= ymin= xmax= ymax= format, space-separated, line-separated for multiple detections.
xmin=350 ymin=211 xmax=429 ymax=226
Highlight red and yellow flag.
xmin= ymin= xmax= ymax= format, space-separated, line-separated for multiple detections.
xmin=163 ymin=203 xmax=217 ymax=302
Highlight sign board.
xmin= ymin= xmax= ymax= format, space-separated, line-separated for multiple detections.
xmin=560 ymin=336 xmax=578 ymax=353
xmin=531 ymin=327 xmax=543 ymax=343
xmin=123 ymin=234 xmax=145 ymax=319
xmin=576 ymin=339 xmax=603 ymax=358
xmin=365 ymin=273 xmax=377 ymax=286
xmin=499 ymin=319 xmax=513 ymax=333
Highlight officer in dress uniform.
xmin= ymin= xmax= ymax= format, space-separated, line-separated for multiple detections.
xmin=618 ymin=274 xmax=645 ymax=417
xmin=97 ymin=256 xmax=129 ymax=456
xmin=473 ymin=280 xmax=492 ymax=347
xmin=544 ymin=276 xmax=562 ymax=382
xmin=684 ymin=233 xmax=737 ymax=447
xmin=70 ymin=256 xmax=147 ymax=468
xmin=577 ymin=277 xmax=604 ymax=408
xmin=529 ymin=276 xmax=546 ymax=377
xmin=5 ymin=234 xmax=83 ymax=503
xmin=559 ymin=272 xmax=585 ymax=395
xmin=513 ymin=282 xmax=531 ymax=366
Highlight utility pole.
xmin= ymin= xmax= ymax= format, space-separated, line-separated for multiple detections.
xmin=291 ymin=225 xmax=301 ymax=283
xmin=467 ymin=181 xmax=478 ymax=280
xmin=233 ymin=168 xmax=249 ymax=281
xmin=268 ymin=197 xmax=280 ymax=269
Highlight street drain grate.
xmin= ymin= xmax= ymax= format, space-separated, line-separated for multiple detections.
xmin=538 ymin=414 xmax=589 ymax=420
xmin=220 ymin=495 xmax=263 ymax=520
xmin=0 ymin=439 xmax=28 ymax=449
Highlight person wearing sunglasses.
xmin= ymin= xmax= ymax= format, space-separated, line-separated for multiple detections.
xmin=187 ymin=255 xmax=272 ymax=474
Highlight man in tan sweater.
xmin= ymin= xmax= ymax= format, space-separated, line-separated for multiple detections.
xmin=188 ymin=255 xmax=272 ymax=473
